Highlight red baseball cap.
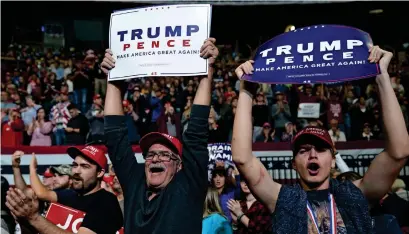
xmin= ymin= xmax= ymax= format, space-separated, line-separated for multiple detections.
xmin=67 ymin=146 xmax=107 ymax=169
xmin=103 ymin=175 xmax=115 ymax=187
xmin=292 ymin=126 xmax=334 ymax=153
xmin=122 ymin=100 xmax=130 ymax=107
xmin=139 ymin=132 xmax=183 ymax=157
xmin=43 ymin=168 xmax=54 ymax=178
xmin=93 ymin=94 xmax=101 ymax=100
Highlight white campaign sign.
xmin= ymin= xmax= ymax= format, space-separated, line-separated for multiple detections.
xmin=108 ymin=4 xmax=212 ymax=80
xmin=298 ymin=103 xmax=320 ymax=118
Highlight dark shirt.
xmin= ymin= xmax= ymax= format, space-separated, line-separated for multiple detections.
xmin=55 ymin=189 xmax=123 ymax=234
xmin=104 ymin=104 xmax=210 ymax=234
xmin=236 ymin=200 xmax=272 ymax=234
xmin=65 ymin=114 xmax=89 ymax=145
xmin=71 ymin=68 xmax=90 ymax=89
xmin=252 ymin=105 xmax=269 ymax=127
xmin=271 ymin=179 xmax=374 ymax=234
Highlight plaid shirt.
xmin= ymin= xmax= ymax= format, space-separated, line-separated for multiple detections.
xmin=235 ymin=200 xmax=272 ymax=234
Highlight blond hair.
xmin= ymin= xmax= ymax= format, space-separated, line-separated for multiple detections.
xmin=391 ymin=179 xmax=406 ymax=192
xmin=203 ymin=187 xmax=225 ymax=218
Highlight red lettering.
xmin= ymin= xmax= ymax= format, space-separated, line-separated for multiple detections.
xmin=123 ymin=44 xmax=130 ymax=51
xmin=167 ymin=40 xmax=175 ymax=47
xmin=137 ymin=42 xmax=144 ymax=49
xmin=183 ymin=40 xmax=191 ymax=47
xmin=151 ymin=41 xmax=160 ymax=48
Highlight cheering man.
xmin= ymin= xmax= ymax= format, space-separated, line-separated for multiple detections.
xmin=232 ymin=46 xmax=409 ymax=233
xmin=6 ymin=146 xmax=123 ymax=234
xmin=101 ymin=38 xmax=218 ymax=233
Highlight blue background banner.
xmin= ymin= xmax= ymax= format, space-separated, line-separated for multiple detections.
xmin=243 ymin=25 xmax=380 ymax=84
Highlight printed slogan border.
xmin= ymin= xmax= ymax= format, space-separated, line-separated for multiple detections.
xmin=108 ymin=4 xmax=211 ymax=80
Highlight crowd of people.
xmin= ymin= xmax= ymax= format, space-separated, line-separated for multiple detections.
xmin=1 ymin=35 xmax=409 ymax=234
xmin=2 ymin=39 xmax=408 ymax=148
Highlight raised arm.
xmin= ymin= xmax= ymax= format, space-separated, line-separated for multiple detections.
xmin=101 ymin=50 xmax=142 ymax=193
xmin=232 ymin=61 xmax=282 ymax=213
xmin=181 ymin=38 xmax=218 ymax=191
xmin=354 ymin=46 xmax=409 ymax=201
xmin=193 ymin=38 xmax=217 ymax=106
xmin=29 ymin=154 xmax=57 ymax=203
xmin=101 ymin=50 xmax=124 ymax=117
xmin=12 ymin=151 xmax=28 ymax=192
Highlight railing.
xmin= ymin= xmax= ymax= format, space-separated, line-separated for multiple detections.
xmin=1 ymin=141 xmax=409 ymax=186
xmin=258 ymin=154 xmax=409 ymax=185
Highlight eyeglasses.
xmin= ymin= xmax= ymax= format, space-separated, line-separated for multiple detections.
xmin=144 ymin=151 xmax=180 ymax=162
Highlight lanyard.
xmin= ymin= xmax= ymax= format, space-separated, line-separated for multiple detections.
xmin=307 ymin=194 xmax=337 ymax=234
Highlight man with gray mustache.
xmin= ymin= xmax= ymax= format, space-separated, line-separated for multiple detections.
xmin=101 ymin=38 xmax=219 ymax=234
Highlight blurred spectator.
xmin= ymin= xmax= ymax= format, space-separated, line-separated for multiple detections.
xmin=157 ymin=103 xmax=182 ymax=140
xmin=327 ymin=91 xmax=344 ymax=131
xmin=361 ymin=123 xmax=374 ymax=141
xmin=370 ymin=109 xmax=384 ymax=139
xmin=71 ymin=62 xmax=90 ymax=113
xmin=337 ymin=171 xmax=363 ymax=182
xmin=298 ymin=84 xmax=319 ymax=103
xmin=27 ymin=107 xmax=53 ymax=146
xmin=209 ymin=106 xmax=224 ymax=143
xmin=86 ymin=94 xmax=105 ymax=144
xmin=27 ymin=73 xmax=42 ymax=100
xmin=65 ymin=104 xmax=89 ymax=145
xmin=20 ymin=95 xmax=41 ymax=126
xmin=211 ymin=166 xmax=240 ymax=223
xmin=112 ymin=176 xmax=124 ymax=216
xmin=328 ymin=119 xmax=347 ymax=142
xmin=228 ymin=181 xmax=272 ymax=234
xmin=1 ymin=176 xmax=15 ymax=234
xmin=392 ymin=179 xmax=409 ymax=202
xmin=257 ymin=84 xmax=273 ymax=103
xmin=350 ymin=96 xmax=372 ymax=140
xmin=1 ymin=91 xmax=17 ymax=121
xmin=255 ymin=122 xmax=278 ymax=143
xmin=252 ymin=93 xmax=269 ymax=142
xmin=122 ymin=100 xmax=140 ymax=144
xmin=202 ymin=187 xmax=233 ymax=234
xmin=1 ymin=109 xmax=24 ymax=147
xmin=181 ymin=98 xmax=192 ymax=132
xmin=50 ymin=91 xmax=71 ymax=145
xmin=148 ymin=88 xmax=164 ymax=132
xmin=281 ymin=122 xmax=296 ymax=142
xmin=130 ymin=85 xmax=149 ymax=137
xmin=42 ymin=168 xmax=54 ymax=190
xmin=271 ymin=91 xmax=291 ymax=136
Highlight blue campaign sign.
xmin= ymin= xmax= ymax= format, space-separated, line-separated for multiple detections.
xmin=242 ymin=25 xmax=380 ymax=84
xmin=207 ymin=143 xmax=234 ymax=181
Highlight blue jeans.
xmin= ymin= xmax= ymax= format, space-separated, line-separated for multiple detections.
xmin=74 ymin=88 xmax=88 ymax=113
xmin=54 ymin=128 xmax=66 ymax=146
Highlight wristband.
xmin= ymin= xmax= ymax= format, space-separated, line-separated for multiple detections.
xmin=237 ymin=213 xmax=245 ymax=223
